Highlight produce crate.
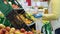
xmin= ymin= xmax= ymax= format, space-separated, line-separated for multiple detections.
xmin=0 ymin=12 xmax=13 ymax=27
xmin=0 ymin=0 xmax=34 ymax=31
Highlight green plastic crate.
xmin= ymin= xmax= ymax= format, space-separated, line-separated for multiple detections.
xmin=0 ymin=13 xmax=14 ymax=27
xmin=0 ymin=0 xmax=23 ymax=27
xmin=0 ymin=15 xmax=12 ymax=27
xmin=0 ymin=0 xmax=13 ymax=16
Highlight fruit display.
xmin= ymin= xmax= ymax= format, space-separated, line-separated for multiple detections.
xmin=0 ymin=24 xmax=34 ymax=34
xmin=18 ymin=14 xmax=34 ymax=25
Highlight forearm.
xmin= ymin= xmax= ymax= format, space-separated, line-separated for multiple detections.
xmin=42 ymin=14 xmax=58 ymax=20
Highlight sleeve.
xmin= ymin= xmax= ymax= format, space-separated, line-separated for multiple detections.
xmin=42 ymin=0 xmax=60 ymax=20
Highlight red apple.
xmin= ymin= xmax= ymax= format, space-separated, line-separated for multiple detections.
xmin=0 ymin=29 xmax=3 ymax=34
xmin=27 ymin=31 xmax=33 ymax=34
xmin=5 ymin=26 xmax=10 ymax=31
xmin=24 ymin=31 xmax=28 ymax=34
xmin=5 ymin=31 xmax=9 ymax=34
xmin=20 ymin=28 xmax=25 ymax=33
xmin=1 ymin=29 xmax=9 ymax=34
xmin=1 ymin=29 xmax=7 ymax=34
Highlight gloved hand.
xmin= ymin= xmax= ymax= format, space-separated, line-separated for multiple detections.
xmin=33 ymin=13 xmax=42 ymax=18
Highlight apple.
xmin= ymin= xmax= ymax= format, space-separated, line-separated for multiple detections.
xmin=14 ymin=29 xmax=20 ymax=34
xmin=1 ymin=29 xmax=7 ymax=34
xmin=27 ymin=31 xmax=33 ymax=34
xmin=20 ymin=33 xmax=24 ymax=34
xmin=0 ymin=29 xmax=3 ymax=34
xmin=24 ymin=31 xmax=28 ymax=34
xmin=9 ymin=28 xmax=15 ymax=34
xmin=0 ymin=24 xmax=5 ymax=29
xmin=20 ymin=28 xmax=25 ymax=33
xmin=1 ymin=29 xmax=9 ymax=34
xmin=9 ymin=27 xmax=15 ymax=33
xmin=12 ymin=4 xmax=19 ymax=9
xmin=5 ymin=31 xmax=9 ymax=34
xmin=0 ymin=13 xmax=4 ymax=18
xmin=5 ymin=26 xmax=10 ymax=31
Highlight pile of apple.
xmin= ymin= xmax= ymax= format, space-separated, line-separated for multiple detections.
xmin=0 ymin=24 xmax=34 ymax=34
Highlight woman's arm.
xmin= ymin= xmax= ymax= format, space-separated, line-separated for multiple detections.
xmin=42 ymin=0 xmax=60 ymax=20
xmin=42 ymin=14 xmax=58 ymax=20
